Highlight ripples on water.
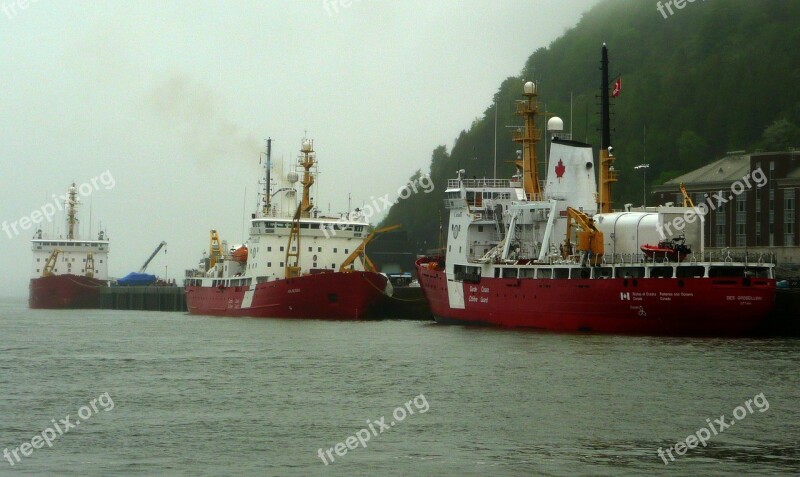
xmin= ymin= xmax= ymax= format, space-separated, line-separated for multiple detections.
xmin=0 ymin=297 xmax=798 ymax=476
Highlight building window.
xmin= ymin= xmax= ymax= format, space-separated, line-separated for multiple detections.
xmin=736 ymin=193 xmax=746 ymax=246
xmin=715 ymin=197 xmax=726 ymax=247
xmin=785 ymin=189 xmax=795 ymax=245
xmin=769 ymin=189 xmax=775 ymax=226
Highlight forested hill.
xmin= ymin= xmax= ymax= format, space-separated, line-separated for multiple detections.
xmin=378 ymin=0 xmax=800 ymax=253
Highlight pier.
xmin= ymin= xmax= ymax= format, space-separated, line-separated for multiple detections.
xmin=99 ymin=286 xmax=186 ymax=312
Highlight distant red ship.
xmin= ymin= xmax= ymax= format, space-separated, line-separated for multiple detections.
xmin=29 ymin=184 xmax=110 ymax=309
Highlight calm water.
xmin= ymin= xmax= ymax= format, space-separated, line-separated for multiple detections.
xmin=0 ymin=297 xmax=798 ymax=476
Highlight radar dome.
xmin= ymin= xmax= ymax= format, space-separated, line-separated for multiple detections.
xmin=287 ymin=171 xmax=299 ymax=183
xmin=524 ymin=81 xmax=536 ymax=95
xmin=547 ymin=116 xmax=564 ymax=132
xmin=301 ymin=139 xmax=313 ymax=153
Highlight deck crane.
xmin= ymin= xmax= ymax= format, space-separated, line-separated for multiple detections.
xmin=339 ymin=224 xmax=401 ymax=273
xmin=562 ymin=207 xmax=604 ymax=266
xmin=140 ymin=241 xmax=167 ymax=273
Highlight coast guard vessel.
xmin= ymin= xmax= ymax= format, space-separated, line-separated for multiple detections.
xmin=415 ymin=45 xmax=776 ymax=335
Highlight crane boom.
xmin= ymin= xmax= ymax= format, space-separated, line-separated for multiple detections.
xmin=563 ymin=207 xmax=604 ymax=266
xmin=339 ymin=224 xmax=401 ymax=273
xmin=139 ymin=241 xmax=167 ymax=273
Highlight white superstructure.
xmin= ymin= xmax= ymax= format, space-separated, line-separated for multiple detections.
xmin=30 ymin=184 xmax=110 ymax=280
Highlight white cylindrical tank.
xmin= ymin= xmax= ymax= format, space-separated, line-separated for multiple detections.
xmin=595 ymin=212 xmax=660 ymax=256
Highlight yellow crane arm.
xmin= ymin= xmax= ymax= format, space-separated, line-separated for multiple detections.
xmin=563 ymin=207 xmax=604 ymax=265
xmin=42 ymin=248 xmax=62 ymax=277
xmin=339 ymin=224 xmax=401 ymax=273
xmin=209 ymin=230 xmax=224 ymax=269
xmin=680 ymin=183 xmax=695 ymax=207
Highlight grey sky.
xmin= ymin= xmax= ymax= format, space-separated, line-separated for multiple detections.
xmin=0 ymin=0 xmax=598 ymax=296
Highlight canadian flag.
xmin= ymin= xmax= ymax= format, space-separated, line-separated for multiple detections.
xmin=612 ymin=77 xmax=622 ymax=98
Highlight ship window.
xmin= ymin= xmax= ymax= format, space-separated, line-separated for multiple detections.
xmin=313 ymin=263 xmax=317 ymax=268
xmin=676 ymin=266 xmax=705 ymax=278
xmin=37 ymin=258 xmax=40 ymax=262
xmin=334 ymin=248 xmax=338 ymax=253
xmin=36 ymin=269 xmax=39 ymax=273
xmin=345 ymin=249 xmax=349 ymax=254
xmin=280 ymin=262 xmax=284 ymax=267
xmin=268 ymin=247 xmax=272 ymax=252
xmin=553 ymin=268 xmax=569 ymax=279
xmin=570 ymin=268 xmax=590 ymax=279
xmin=280 ymin=246 xmax=284 ymax=252
xmin=478 ymin=226 xmax=484 ymax=232
xmin=267 ymin=262 xmax=271 ymax=267
xmin=308 ymin=247 xmax=313 ymax=252
xmin=709 ymin=266 xmax=747 ymax=278
xmin=454 ymin=265 xmax=481 ymax=283
xmin=318 ymin=247 xmax=322 ymax=252
xmin=292 ymin=246 xmax=296 ymax=252
xmin=649 ymin=267 xmax=673 ymax=278
xmin=593 ymin=267 xmax=613 ymax=279
xmin=616 ymin=267 xmax=644 ymax=278
xmin=331 ymin=263 xmax=335 ymax=269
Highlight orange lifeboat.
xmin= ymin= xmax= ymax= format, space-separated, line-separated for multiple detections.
xmin=231 ymin=246 xmax=248 ymax=263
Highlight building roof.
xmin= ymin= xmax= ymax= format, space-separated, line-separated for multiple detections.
xmin=662 ymin=154 xmax=751 ymax=186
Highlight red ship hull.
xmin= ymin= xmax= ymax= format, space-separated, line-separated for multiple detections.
xmin=185 ymin=271 xmax=388 ymax=320
xmin=29 ymin=275 xmax=105 ymax=309
xmin=416 ymin=260 xmax=776 ymax=336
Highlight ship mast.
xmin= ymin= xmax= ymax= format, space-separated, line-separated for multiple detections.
xmin=262 ymin=138 xmax=272 ymax=215
xmin=298 ymin=138 xmax=316 ymax=218
xmin=66 ymin=183 xmax=78 ymax=240
xmin=598 ymin=44 xmax=618 ymax=213
xmin=512 ymin=81 xmax=542 ymax=200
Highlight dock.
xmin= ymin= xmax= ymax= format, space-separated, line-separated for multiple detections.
xmin=99 ymin=285 xmax=186 ymax=312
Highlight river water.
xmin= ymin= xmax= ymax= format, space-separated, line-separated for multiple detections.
xmin=0 ymin=297 xmax=797 ymax=476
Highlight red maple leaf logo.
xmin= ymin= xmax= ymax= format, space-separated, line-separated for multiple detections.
xmin=555 ymin=159 xmax=565 ymax=178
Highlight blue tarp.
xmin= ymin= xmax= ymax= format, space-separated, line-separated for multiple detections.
xmin=117 ymin=272 xmax=157 ymax=286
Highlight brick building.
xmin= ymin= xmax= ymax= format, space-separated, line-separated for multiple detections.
xmin=652 ymin=151 xmax=800 ymax=249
